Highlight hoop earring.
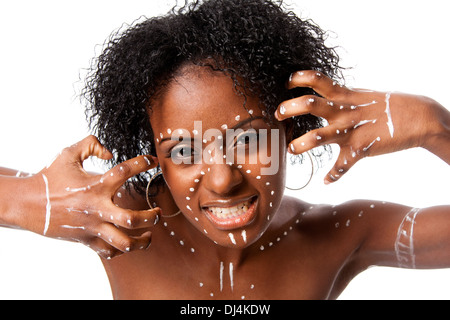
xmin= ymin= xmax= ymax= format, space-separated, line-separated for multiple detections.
xmin=146 ymin=170 xmax=182 ymax=218
xmin=285 ymin=151 xmax=314 ymax=191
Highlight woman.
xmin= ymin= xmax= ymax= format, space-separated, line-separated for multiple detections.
xmin=0 ymin=0 xmax=449 ymax=299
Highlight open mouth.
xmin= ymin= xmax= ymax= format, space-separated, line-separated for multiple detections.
xmin=203 ymin=196 xmax=258 ymax=230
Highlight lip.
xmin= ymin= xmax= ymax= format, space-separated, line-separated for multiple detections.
xmin=202 ymin=196 xmax=258 ymax=230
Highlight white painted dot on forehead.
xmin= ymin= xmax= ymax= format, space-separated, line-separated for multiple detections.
xmin=167 ymin=128 xmax=172 ymax=134
xmin=235 ymin=115 xmax=241 ymax=121
xmin=160 ymin=133 xmax=163 ymax=139
xmin=221 ymin=124 xmax=228 ymax=130
xmin=248 ymin=109 xmax=254 ymax=115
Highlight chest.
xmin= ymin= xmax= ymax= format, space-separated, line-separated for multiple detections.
xmin=104 ymin=236 xmax=343 ymax=300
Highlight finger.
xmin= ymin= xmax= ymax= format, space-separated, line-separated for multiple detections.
xmin=287 ymin=70 xmax=348 ymax=99
xmin=288 ymin=124 xmax=343 ymax=155
xmin=93 ymin=222 xmax=150 ymax=254
xmin=70 ymin=135 xmax=113 ymax=163
xmin=89 ymin=236 xmax=123 ymax=260
xmin=102 ymin=155 xmax=158 ymax=190
xmin=276 ymin=95 xmax=336 ymax=121
xmin=101 ymin=205 xmax=161 ymax=229
xmin=89 ymin=230 xmax=152 ymax=260
xmin=131 ymin=231 xmax=153 ymax=250
xmin=324 ymin=145 xmax=360 ymax=184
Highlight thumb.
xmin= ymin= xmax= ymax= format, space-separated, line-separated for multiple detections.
xmin=73 ymin=135 xmax=113 ymax=163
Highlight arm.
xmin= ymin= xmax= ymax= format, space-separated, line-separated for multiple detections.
xmin=346 ymin=201 xmax=450 ymax=270
xmin=0 ymin=167 xmax=31 ymax=177
xmin=277 ymin=70 xmax=450 ymax=269
xmin=0 ymin=135 xmax=161 ymax=259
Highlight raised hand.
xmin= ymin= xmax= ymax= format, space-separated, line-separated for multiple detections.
xmin=276 ymin=70 xmax=449 ymax=184
xmin=23 ymin=135 xmax=160 ymax=259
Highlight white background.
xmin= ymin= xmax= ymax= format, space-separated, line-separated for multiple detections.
xmin=0 ymin=0 xmax=448 ymax=299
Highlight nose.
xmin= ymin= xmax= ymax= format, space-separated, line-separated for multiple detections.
xmin=203 ymin=164 xmax=244 ymax=195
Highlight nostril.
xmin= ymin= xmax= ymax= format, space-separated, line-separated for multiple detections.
xmin=203 ymin=164 xmax=244 ymax=195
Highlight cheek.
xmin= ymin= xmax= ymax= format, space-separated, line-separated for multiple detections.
xmin=162 ymin=164 xmax=201 ymax=207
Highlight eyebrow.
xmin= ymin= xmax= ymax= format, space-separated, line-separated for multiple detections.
xmin=158 ymin=116 xmax=264 ymax=144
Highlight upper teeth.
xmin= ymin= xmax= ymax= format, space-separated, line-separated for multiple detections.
xmin=208 ymin=201 xmax=250 ymax=219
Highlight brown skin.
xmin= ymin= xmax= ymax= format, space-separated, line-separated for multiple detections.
xmin=0 ymin=67 xmax=449 ymax=299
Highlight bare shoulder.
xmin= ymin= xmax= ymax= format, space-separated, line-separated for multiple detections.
xmin=284 ymin=197 xmax=404 ymax=246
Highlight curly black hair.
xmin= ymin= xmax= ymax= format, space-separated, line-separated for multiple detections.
xmin=82 ymin=0 xmax=342 ymax=193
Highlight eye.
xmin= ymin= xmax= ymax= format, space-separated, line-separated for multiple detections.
xmin=171 ymin=145 xmax=198 ymax=160
xmin=234 ymin=130 xmax=259 ymax=147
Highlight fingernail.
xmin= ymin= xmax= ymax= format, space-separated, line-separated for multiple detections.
xmin=153 ymin=213 xmax=160 ymax=225
xmin=274 ymin=110 xmax=280 ymax=120
xmin=150 ymin=155 xmax=159 ymax=165
xmin=289 ymin=143 xmax=295 ymax=154
xmin=324 ymin=179 xmax=330 ymax=185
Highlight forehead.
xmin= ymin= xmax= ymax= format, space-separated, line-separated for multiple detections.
xmin=149 ymin=66 xmax=262 ymax=132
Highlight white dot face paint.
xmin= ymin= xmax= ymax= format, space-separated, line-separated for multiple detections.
xmin=228 ymin=233 xmax=236 ymax=245
xmin=241 ymin=230 xmax=247 ymax=244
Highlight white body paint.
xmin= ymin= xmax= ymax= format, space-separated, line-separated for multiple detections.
xmin=353 ymin=119 xmax=377 ymax=129
xmin=241 ymin=230 xmax=247 ymax=244
xmin=42 ymin=174 xmax=52 ymax=235
xmin=395 ymin=208 xmax=421 ymax=268
xmin=219 ymin=261 xmax=224 ymax=292
xmin=385 ymin=92 xmax=395 ymax=138
xmin=228 ymin=232 xmax=236 ymax=245
xmin=229 ymin=262 xmax=234 ymax=292
xmin=356 ymin=100 xmax=377 ymax=107
xmin=61 ymin=225 xmax=86 ymax=230
xmin=363 ymin=136 xmax=381 ymax=152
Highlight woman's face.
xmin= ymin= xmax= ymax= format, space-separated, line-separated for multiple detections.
xmin=149 ymin=65 xmax=287 ymax=248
